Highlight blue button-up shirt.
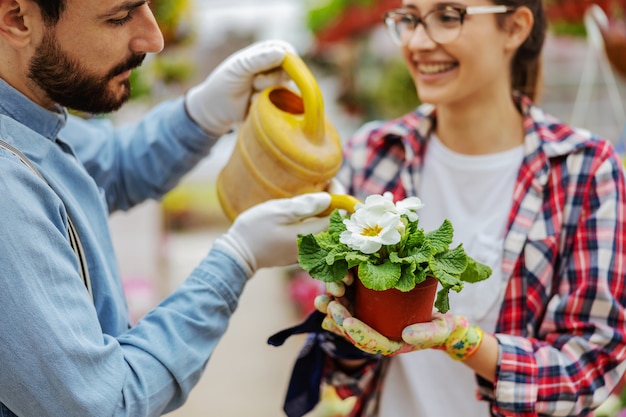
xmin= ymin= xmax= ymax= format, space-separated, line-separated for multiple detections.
xmin=0 ymin=79 xmax=249 ymax=416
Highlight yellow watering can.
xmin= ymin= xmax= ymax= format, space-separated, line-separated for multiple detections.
xmin=217 ymin=53 xmax=344 ymax=221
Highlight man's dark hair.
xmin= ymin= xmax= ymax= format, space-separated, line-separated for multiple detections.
xmin=32 ymin=0 xmax=65 ymax=24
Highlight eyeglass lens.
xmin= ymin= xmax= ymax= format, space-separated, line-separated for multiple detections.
xmin=385 ymin=9 xmax=464 ymax=45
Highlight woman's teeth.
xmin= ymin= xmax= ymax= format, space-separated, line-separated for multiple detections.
xmin=418 ymin=63 xmax=455 ymax=74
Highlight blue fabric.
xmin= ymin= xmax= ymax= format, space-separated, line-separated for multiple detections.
xmin=0 ymin=79 xmax=250 ymax=417
xmin=616 ymin=125 xmax=626 ymax=157
xmin=268 ymin=311 xmax=376 ymax=417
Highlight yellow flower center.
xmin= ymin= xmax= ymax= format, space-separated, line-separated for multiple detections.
xmin=361 ymin=225 xmax=383 ymax=237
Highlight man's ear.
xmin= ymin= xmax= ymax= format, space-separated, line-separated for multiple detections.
xmin=503 ymin=6 xmax=534 ymax=51
xmin=0 ymin=0 xmax=36 ymax=48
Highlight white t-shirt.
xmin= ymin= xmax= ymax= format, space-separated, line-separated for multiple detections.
xmin=379 ymin=134 xmax=524 ymax=416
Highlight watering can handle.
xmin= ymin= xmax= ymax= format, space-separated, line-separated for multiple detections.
xmin=281 ymin=53 xmax=325 ymax=144
xmin=319 ymin=194 xmax=361 ymax=216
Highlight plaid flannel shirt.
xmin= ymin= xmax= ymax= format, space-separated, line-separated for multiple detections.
xmin=323 ymin=95 xmax=626 ymax=416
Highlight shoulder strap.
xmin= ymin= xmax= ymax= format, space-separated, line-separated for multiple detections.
xmin=0 ymin=139 xmax=92 ymax=300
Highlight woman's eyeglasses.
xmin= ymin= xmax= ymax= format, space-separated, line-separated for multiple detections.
xmin=383 ymin=5 xmax=515 ymax=45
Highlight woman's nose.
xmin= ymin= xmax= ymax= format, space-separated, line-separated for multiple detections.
xmin=407 ymin=24 xmax=437 ymax=49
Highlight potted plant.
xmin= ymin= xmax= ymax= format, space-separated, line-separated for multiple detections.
xmin=297 ymin=192 xmax=492 ymax=339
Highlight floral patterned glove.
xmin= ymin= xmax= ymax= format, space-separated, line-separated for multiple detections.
xmin=403 ymin=314 xmax=484 ymax=360
xmin=316 ymin=297 xmax=483 ymax=360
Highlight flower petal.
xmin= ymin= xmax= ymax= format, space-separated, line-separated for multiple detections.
xmin=396 ymin=197 xmax=424 ymax=222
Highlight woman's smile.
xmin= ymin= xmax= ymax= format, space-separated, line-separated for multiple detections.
xmin=417 ymin=61 xmax=458 ymax=75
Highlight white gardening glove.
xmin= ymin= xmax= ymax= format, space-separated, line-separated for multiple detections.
xmin=321 ymin=177 xmax=352 ymax=297
xmin=213 ymin=192 xmax=332 ymax=274
xmin=185 ymin=39 xmax=297 ymax=136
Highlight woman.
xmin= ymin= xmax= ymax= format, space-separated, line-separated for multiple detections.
xmin=277 ymin=0 xmax=626 ymax=416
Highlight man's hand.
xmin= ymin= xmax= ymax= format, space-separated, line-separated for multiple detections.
xmin=213 ymin=192 xmax=331 ymax=274
xmin=185 ymin=39 xmax=297 ymax=135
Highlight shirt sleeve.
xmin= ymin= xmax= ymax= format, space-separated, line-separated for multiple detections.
xmin=61 ymin=97 xmax=219 ymax=212
xmin=0 ymin=150 xmax=249 ymax=417
xmin=479 ymin=146 xmax=626 ymax=416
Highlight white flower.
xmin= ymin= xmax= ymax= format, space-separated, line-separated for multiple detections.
xmin=354 ymin=192 xmax=396 ymax=214
xmin=338 ymin=192 xmax=424 ymax=254
xmin=395 ymin=196 xmax=424 ymax=222
xmin=340 ymin=198 xmax=402 ymax=254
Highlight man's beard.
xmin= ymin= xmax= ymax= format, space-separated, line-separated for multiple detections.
xmin=27 ymin=30 xmax=146 ymax=114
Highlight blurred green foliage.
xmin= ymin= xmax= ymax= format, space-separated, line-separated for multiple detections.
xmin=128 ymin=0 xmax=196 ymax=101
xmin=371 ymin=59 xmax=420 ymax=119
xmin=548 ymin=21 xmax=587 ymax=37
xmin=129 ymin=56 xmax=195 ymax=101
xmin=349 ymin=57 xmax=420 ymax=120
xmin=150 ymin=0 xmax=193 ymax=45
xmin=129 ymin=69 xmax=152 ymax=101
xmin=306 ymin=0 xmax=375 ymax=33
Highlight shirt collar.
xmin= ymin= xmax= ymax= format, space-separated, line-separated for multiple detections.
xmin=370 ymin=94 xmax=585 ymax=160
xmin=367 ymin=103 xmax=435 ymax=164
xmin=0 ymin=78 xmax=67 ymax=141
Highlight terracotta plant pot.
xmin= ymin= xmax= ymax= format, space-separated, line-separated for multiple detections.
xmin=353 ymin=276 xmax=438 ymax=340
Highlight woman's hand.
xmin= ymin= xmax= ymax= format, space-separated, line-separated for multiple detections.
xmin=315 ymin=292 xmax=483 ymax=360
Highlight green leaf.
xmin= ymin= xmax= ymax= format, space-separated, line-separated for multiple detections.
xmin=405 ymin=221 xmax=424 ymax=250
xmin=425 ymin=219 xmax=454 ymax=254
xmin=297 ymin=234 xmax=347 ymax=282
xmin=433 ymin=244 xmax=468 ymax=275
xmin=407 ymin=241 xmax=433 ymax=265
xmin=308 ymin=259 xmax=349 ymax=283
xmin=358 ymin=261 xmax=402 ymax=291
xmin=314 ymin=231 xmax=339 ymax=249
xmin=413 ymin=268 xmax=427 ymax=285
xmin=428 ymin=261 xmax=464 ymax=292
xmin=395 ymin=264 xmax=417 ymax=292
xmin=460 ymin=258 xmax=492 ymax=283
xmin=328 ymin=210 xmax=347 ymax=238
xmin=297 ymin=234 xmax=328 ymax=266
xmin=434 ymin=287 xmax=451 ymax=313
xmin=389 ymin=241 xmax=432 ymax=267
xmin=324 ymin=249 xmax=348 ymax=265
xmin=389 ymin=251 xmax=412 ymax=265
xmin=345 ymin=251 xmax=371 ymax=269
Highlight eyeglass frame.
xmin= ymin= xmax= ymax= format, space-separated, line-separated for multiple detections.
xmin=382 ymin=5 xmax=516 ymax=45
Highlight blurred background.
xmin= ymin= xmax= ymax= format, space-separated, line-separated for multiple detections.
xmin=105 ymin=0 xmax=626 ymax=415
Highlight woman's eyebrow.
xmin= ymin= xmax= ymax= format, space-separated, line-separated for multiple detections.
xmin=402 ymin=4 xmax=419 ymax=11
xmin=404 ymin=2 xmax=466 ymax=12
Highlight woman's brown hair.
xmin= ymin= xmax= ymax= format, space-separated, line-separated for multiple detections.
xmin=495 ymin=0 xmax=547 ymax=103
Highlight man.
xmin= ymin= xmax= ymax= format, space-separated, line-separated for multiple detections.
xmin=0 ymin=0 xmax=333 ymax=415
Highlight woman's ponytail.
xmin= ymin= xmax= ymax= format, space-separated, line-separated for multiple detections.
xmin=498 ymin=0 xmax=547 ymax=103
